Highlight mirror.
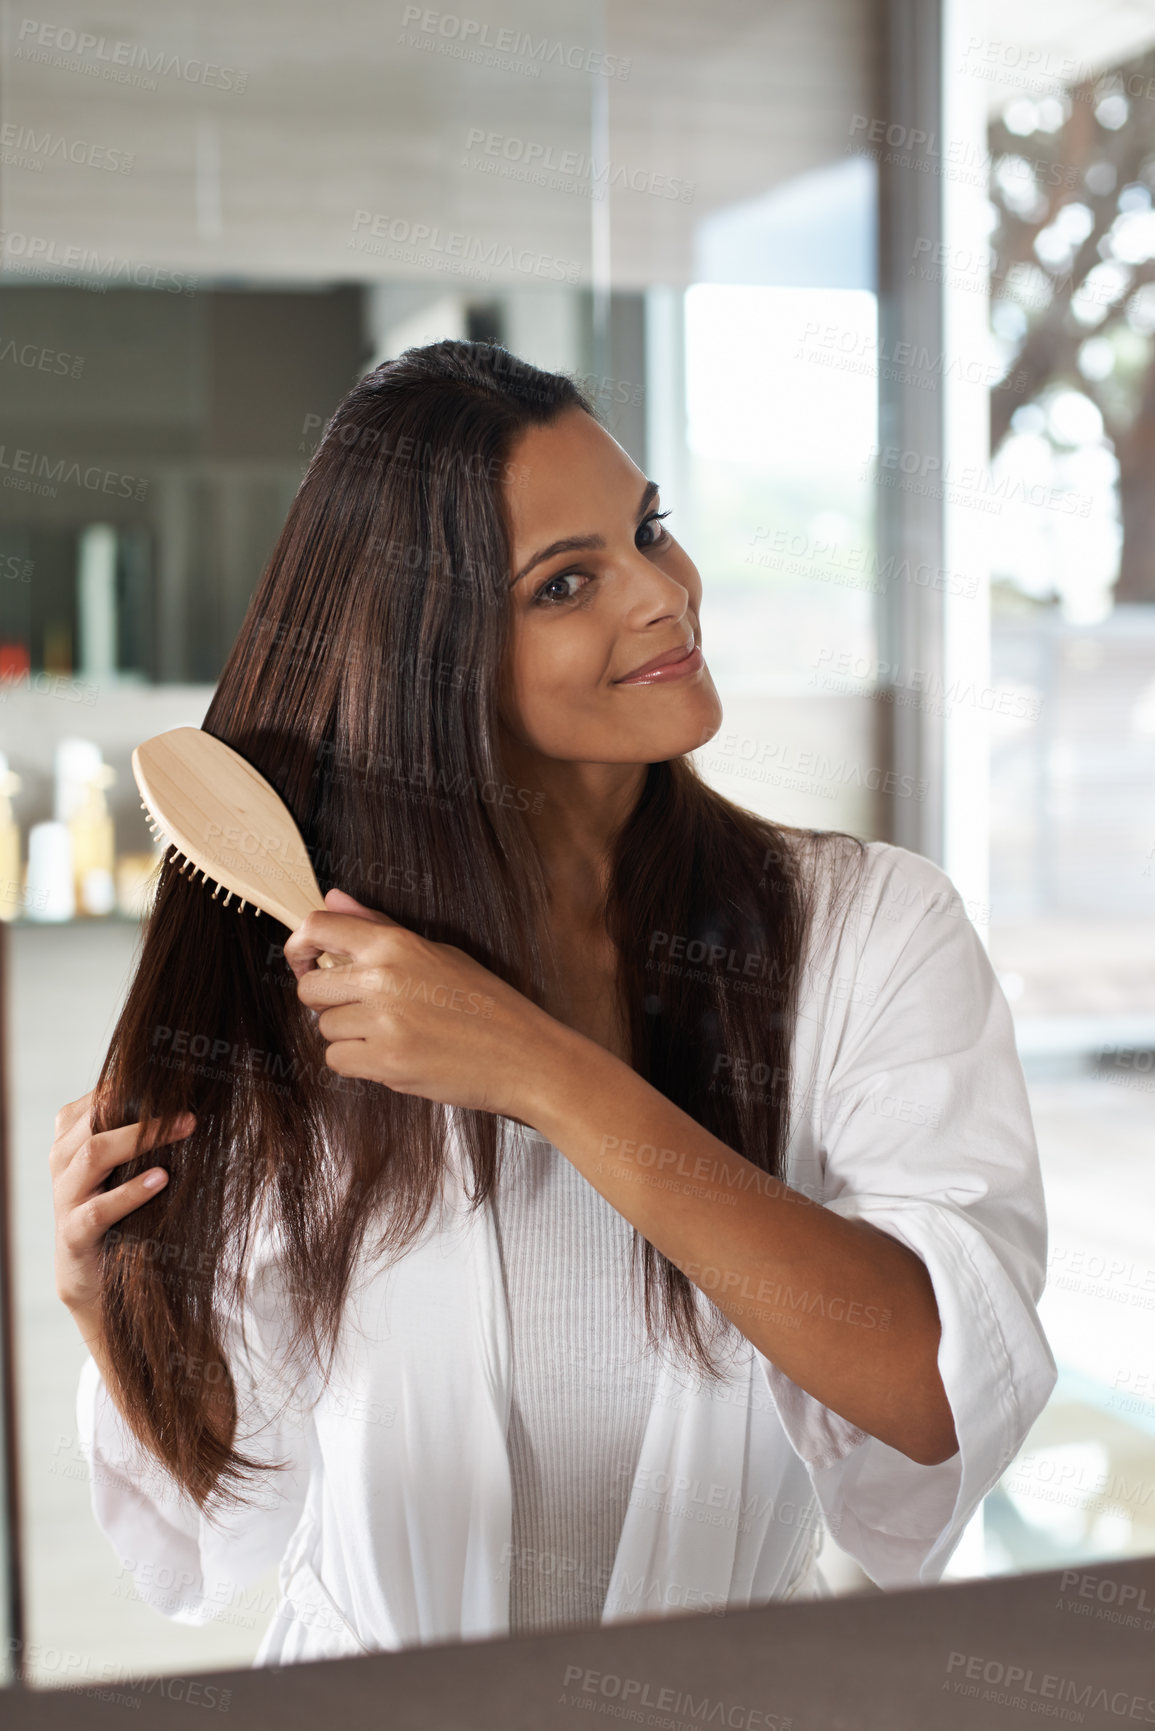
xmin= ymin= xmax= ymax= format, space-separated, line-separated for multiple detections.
xmin=3 ymin=0 xmax=1154 ymax=1698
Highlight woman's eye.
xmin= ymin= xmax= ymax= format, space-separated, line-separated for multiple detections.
xmin=637 ymin=509 xmax=673 ymax=549
xmin=532 ymin=571 xmax=586 ymax=605
xmin=530 ymin=511 xmax=673 ymax=605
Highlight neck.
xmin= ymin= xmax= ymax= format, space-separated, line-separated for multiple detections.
xmin=497 ymin=730 xmax=647 ymax=929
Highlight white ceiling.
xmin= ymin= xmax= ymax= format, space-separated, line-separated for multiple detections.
xmin=0 ymin=0 xmax=872 ymax=289
xmin=1 ymin=0 xmax=1153 ymax=295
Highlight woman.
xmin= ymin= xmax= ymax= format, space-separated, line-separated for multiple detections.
xmin=53 ymin=338 xmax=1055 ymax=1661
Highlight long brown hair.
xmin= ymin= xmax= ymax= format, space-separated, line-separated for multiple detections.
xmin=90 ymin=338 xmax=866 ymax=1512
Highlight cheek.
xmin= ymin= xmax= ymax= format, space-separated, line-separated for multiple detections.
xmin=509 ymin=617 xmax=608 ymax=715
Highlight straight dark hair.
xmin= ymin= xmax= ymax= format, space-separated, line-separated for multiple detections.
xmin=90 ymin=338 xmax=866 ymax=1512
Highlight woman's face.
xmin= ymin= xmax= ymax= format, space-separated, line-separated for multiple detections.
xmin=497 ymin=406 xmax=723 ymax=767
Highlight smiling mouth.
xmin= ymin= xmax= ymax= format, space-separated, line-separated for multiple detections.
xmin=614 ymin=635 xmax=704 ymax=686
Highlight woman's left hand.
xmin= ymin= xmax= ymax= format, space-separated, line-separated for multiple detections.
xmin=283 ymin=888 xmax=552 ymax=1120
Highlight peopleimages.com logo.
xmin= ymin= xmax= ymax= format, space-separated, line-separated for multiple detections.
xmin=348 ymin=210 xmax=582 ymax=283
xmin=398 ymin=7 xmax=631 ymax=78
xmin=14 ymin=18 xmax=248 ymax=91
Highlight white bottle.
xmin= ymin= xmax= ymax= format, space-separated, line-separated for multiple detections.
xmin=54 ymin=737 xmax=104 ymax=824
xmin=25 ymin=822 xmax=75 ymax=921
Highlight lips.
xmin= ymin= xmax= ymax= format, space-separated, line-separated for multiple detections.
xmin=615 ymin=635 xmax=696 ymax=683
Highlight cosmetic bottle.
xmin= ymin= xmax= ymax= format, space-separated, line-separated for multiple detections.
xmin=69 ymin=762 xmax=118 ymax=916
xmin=25 ymin=822 xmax=74 ymax=921
xmin=54 ymin=737 xmax=103 ymax=825
xmin=0 ymin=751 xmax=22 ymax=923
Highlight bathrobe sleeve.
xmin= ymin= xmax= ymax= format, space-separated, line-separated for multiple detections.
xmin=755 ymin=842 xmax=1057 ymax=1588
xmin=76 ymin=1227 xmax=313 ymax=1625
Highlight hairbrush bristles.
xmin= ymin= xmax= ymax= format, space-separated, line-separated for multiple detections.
xmin=139 ymin=795 xmax=252 ymax=915
xmin=142 ymin=799 xmax=219 ymax=900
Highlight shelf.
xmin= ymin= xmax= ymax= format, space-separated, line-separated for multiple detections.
xmin=2 ymin=914 xmax=145 ymax=929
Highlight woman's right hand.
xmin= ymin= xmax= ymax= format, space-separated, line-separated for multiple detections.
xmin=50 ymin=1088 xmax=196 ymax=1318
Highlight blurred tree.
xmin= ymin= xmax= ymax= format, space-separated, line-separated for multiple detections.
xmin=988 ymin=49 xmax=1155 ymax=601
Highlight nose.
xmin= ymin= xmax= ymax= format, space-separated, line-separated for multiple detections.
xmin=620 ymin=546 xmax=692 ymax=628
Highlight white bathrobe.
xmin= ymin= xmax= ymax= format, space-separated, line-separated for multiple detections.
xmin=76 ymin=840 xmax=1057 ymax=1664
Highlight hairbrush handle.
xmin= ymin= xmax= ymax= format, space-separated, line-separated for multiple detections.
xmin=132 ymin=728 xmax=363 ymax=978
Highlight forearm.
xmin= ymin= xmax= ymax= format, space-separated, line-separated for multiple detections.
xmin=516 ymin=1022 xmax=959 ymax=1467
xmin=68 ymin=1297 xmax=234 ymax=1459
xmin=69 ymin=1300 xmax=115 ymax=1382
xmin=67 ymin=1299 xmax=140 ymax=1437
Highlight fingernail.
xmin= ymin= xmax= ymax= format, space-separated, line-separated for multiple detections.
xmin=142 ymin=1169 xmax=167 ymax=1190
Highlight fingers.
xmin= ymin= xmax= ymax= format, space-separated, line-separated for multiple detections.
xmin=309 ymin=1002 xmax=376 ymax=1044
xmin=51 ymin=1088 xmax=109 ymax=1173
xmin=63 ymin=1164 xmax=172 ymax=1259
xmin=53 ymin=1088 xmax=93 ymax=1141
xmin=319 ymin=1039 xmax=378 ymax=1082
xmin=52 ymin=1106 xmax=197 ymax=1312
xmin=283 ymin=906 xmax=395 ymax=980
xmin=322 ymin=888 xmax=376 ymax=913
xmin=284 ymin=941 xmax=356 ymax=984
xmin=53 ymin=1111 xmax=197 ymax=1205
xmin=49 ymin=1103 xmax=91 ymax=1181
xmin=296 ymin=961 xmax=378 ymax=1010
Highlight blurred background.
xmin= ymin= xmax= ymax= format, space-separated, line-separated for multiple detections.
xmin=1 ymin=0 xmax=1154 ymax=1691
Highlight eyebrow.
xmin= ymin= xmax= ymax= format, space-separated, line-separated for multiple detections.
xmin=509 ymin=478 xmax=661 ymax=589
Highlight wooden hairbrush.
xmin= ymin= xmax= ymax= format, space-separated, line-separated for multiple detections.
xmin=131 ymin=726 xmax=347 ymax=970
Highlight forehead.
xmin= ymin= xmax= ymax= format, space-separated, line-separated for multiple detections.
xmin=502 ymin=409 xmax=643 ymax=550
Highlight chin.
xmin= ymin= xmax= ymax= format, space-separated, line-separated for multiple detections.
xmin=655 ymin=705 xmax=723 ymax=760
xmin=683 ymin=689 xmax=724 ymax=750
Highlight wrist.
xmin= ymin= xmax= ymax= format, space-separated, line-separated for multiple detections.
xmin=66 ymin=1296 xmax=105 ymax=1352
xmin=506 ymin=1010 xmax=610 ymax=1139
